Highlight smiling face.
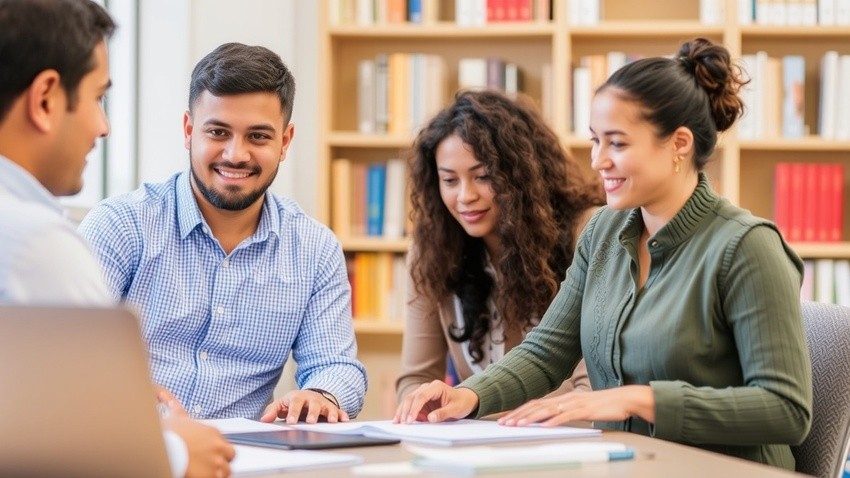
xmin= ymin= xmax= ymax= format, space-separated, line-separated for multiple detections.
xmin=435 ymin=134 xmax=500 ymax=255
xmin=47 ymin=40 xmax=111 ymax=196
xmin=183 ymin=90 xmax=293 ymax=212
xmin=589 ymin=88 xmax=681 ymax=213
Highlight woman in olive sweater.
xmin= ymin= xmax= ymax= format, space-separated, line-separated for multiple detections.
xmin=394 ymin=38 xmax=812 ymax=471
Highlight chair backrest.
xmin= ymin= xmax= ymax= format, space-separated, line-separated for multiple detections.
xmin=793 ymin=301 xmax=850 ymax=478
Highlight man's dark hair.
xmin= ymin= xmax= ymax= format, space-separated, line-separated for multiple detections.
xmin=189 ymin=42 xmax=296 ymax=123
xmin=0 ymin=0 xmax=115 ymax=122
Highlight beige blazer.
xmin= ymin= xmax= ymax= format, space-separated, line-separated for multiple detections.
xmin=396 ymin=208 xmax=597 ymax=402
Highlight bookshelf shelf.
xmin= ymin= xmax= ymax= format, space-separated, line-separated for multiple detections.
xmin=319 ymin=0 xmax=850 ymax=419
xmin=341 ymin=237 xmax=409 ymax=252
xmin=740 ymin=138 xmax=850 ymax=151
xmin=353 ymin=320 xmax=405 ymax=335
xmin=569 ymin=21 xmax=723 ymax=38
xmin=329 ymin=132 xmax=413 ymax=148
xmin=791 ymin=243 xmax=850 ymax=259
xmin=741 ymin=26 xmax=850 ymax=39
xmin=329 ymin=22 xmax=554 ymax=39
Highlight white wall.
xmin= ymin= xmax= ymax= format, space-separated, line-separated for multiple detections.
xmin=137 ymin=0 xmax=319 ymax=215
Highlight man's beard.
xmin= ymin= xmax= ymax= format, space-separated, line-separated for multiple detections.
xmin=190 ymin=155 xmax=278 ymax=211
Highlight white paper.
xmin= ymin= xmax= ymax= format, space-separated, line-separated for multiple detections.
xmin=231 ymin=445 xmax=361 ymax=475
xmin=201 ymin=417 xmax=290 ymax=434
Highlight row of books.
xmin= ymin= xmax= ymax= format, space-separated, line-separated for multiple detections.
xmin=802 ymin=259 xmax=850 ymax=306
xmin=456 ymin=0 xmax=552 ymax=25
xmin=774 ymin=163 xmax=844 ymax=243
xmin=739 ymin=0 xmax=850 ymax=26
xmin=331 ymin=158 xmax=409 ymax=239
xmin=572 ymin=0 xmax=850 ymax=25
xmin=356 ymin=54 xmax=528 ymax=135
xmin=357 ymin=53 xmax=446 ymax=135
xmin=739 ymin=52 xmax=850 ymax=140
xmin=329 ymin=0 xmax=552 ymax=26
xmin=346 ymin=252 xmax=407 ymax=321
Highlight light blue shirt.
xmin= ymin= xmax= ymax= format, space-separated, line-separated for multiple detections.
xmin=0 ymin=155 xmax=111 ymax=305
xmin=79 ymin=171 xmax=366 ymax=419
xmin=0 ymin=155 xmax=187 ymax=477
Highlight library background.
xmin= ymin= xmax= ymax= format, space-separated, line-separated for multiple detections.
xmin=319 ymin=0 xmax=850 ymax=420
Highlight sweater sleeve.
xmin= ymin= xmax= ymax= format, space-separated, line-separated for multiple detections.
xmin=651 ymin=225 xmax=812 ymax=446
xmin=461 ymin=213 xmax=595 ymax=417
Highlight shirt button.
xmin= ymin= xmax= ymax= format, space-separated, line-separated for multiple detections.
xmin=216 ymin=306 xmax=224 ymax=315
xmin=650 ymin=240 xmax=659 ymax=247
xmin=200 ymin=351 xmax=209 ymax=361
xmin=193 ymin=405 xmax=202 ymax=414
xmin=222 ymin=259 xmax=230 ymax=268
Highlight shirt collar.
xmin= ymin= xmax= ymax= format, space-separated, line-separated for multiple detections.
xmin=618 ymin=172 xmax=720 ymax=248
xmin=174 ymin=169 xmax=279 ymax=242
xmin=0 ymin=155 xmax=65 ymax=215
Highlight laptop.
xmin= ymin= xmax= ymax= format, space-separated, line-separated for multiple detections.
xmin=0 ymin=306 xmax=173 ymax=478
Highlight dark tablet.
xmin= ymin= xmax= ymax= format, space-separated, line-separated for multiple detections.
xmin=226 ymin=429 xmax=400 ymax=450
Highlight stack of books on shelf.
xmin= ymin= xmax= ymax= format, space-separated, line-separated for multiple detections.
xmin=347 ymin=252 xmax=407 ymax=322
xmin=358 ymin=53 xmax=446 ymax=136
xmin=331 ymin=158 xmax=408 ymax=240
xmin=458 ymin=57 xmax=523 ymax=94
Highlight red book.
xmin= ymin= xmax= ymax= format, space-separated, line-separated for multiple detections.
xmin=774 ymin=163 xmax=792 ymax=240
xmin=788 ymin=163 xmax=805 ymax=242
xmin=516 ymin=0 xmax=533 ymax=21
xmin=830 ymin=163 xmax=845 ymax=242
xmin=803 ymin=163 xmax=819 ymax=242
xmin=817 ymin=164 xmax=833 ymax=241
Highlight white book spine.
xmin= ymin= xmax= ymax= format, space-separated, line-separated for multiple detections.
xmin=458 ymin=58 xmax=488 ymax=90
xmin=356 ymin=0 xmax=374 ymax=25
xmin=382 ymin=158 xmax=407 ymax=239
xmin=786 ymin=0 xmax=804 ymax=25
xmin=572 ymin=66 xmax=591 ymax=138
xmin=834 ymin=259 xmax=850 ymax=307
xmin=836 ymin=55 xmax=850 ymax=140
xmin=738 ymin=0 xmax=754 ymax=24
xmin=358 ymin=60 xmax=376 ymax=134
xmin=700 ymin=0 xmax=724 ymax=24
xmin=781 ymin=55 xmax=805 ymax=139
xmin=738 ymin=55 xmax=758 ymax=140
xmin=819 ymin=51 xmax=839 ymax=139
xmin=836 ymin=0 xmax=850 ymax=24
xmin=819 ymin=0 xmax=837 ymax=25
xmin=802 ymin=0 xmax=818 ymax=24
xmin=815 ymin=258 xmax=836 ymax=304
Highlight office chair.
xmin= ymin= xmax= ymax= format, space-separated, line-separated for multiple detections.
xmin=792 ymin=301 xmax=850 ymax=478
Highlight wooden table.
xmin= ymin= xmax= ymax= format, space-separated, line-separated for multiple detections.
xmin=248 ymin=429 xmax=806 ymax=477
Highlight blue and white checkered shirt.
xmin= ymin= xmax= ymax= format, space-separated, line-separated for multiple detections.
xmin=78 ymin=171 xmax=366 ymax=419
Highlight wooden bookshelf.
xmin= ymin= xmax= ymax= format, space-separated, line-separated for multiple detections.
xmin=318 ymin=0 xmax=850 ymax=418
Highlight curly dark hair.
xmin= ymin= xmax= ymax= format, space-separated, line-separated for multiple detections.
xmin=408 ymin=90 xmax=604 ymax=363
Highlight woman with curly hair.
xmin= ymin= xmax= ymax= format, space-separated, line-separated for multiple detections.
xmin=395 ymin=90 xmax=604 ymax=403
